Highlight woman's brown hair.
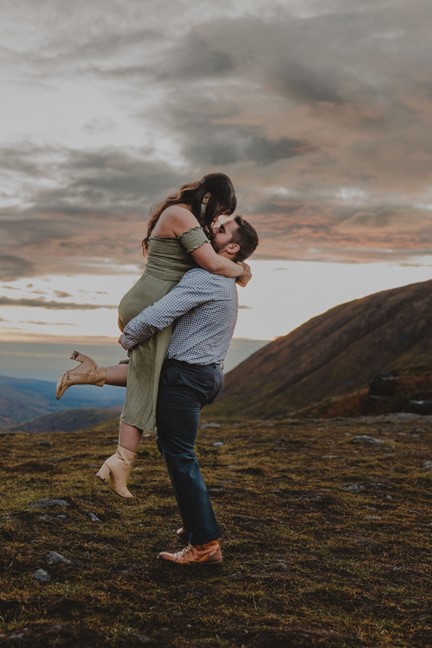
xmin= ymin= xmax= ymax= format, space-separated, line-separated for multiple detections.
xmin=142 ymin=172 xmax=237 ymax=253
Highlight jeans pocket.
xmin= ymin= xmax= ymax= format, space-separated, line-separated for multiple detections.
xmin=206 ymin=371 xmax=224 ymax=405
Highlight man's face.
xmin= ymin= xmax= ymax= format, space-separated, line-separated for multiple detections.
xmin=212 ymin=217 xmax=239 ymax=254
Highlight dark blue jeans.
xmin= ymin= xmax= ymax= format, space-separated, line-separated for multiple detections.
xmin=156 ymin=359 xmax=224 ymax=546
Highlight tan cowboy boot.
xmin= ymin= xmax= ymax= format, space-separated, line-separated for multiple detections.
xmin=96 ymin=445 xmax=136 ymax=499
xmin=55 ymin=351 xmax=107 ymax=400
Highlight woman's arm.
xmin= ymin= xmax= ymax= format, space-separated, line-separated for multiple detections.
xmin=190 ymin=243 xmax=244 ymax=278
xmin=156 ymin=205 xmax=246 ymax=279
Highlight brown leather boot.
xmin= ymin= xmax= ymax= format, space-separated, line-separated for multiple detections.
xmin=158 ymin=540 xmax=222 ymax=565
xmin=96 ymin=445 xmax=135 ymax=498
xmin=55 ymin=351 xmax=107 ymax=400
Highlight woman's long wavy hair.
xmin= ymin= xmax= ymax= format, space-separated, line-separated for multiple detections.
xmin=142 ymin=172 xmax=237 ymax=253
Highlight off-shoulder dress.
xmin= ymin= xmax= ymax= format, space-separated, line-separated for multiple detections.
xmin=117 ymin=226 xmax=209 ymax=433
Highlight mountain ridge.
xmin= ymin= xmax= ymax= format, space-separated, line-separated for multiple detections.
xmin=212 ymin=278 xmax=432 ymax=419
xmin=0 ymin=374 xmax=125 ymax=427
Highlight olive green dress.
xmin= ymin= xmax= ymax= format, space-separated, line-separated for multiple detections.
xmin=118 ymin=226 xmax=209 ymax=433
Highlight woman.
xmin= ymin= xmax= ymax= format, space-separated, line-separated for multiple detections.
xmin=56 ymin=172 xmax=250 ymax=498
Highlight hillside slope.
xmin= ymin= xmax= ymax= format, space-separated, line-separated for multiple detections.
xmin=0 ymin=375 xmax=125 ymax=426
xmin=7 ymin=407 xmax=122 ymax=434
xmin=212 ymin=279 xmax=432 ymax=419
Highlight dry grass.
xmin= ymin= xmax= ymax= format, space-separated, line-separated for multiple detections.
xmin=0 ymin=414 xmax=431 ymax=647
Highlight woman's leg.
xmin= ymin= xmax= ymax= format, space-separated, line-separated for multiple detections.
xmin=105 ymin=364 xmax=128 ymax=387
xmin=96 ymin=419 xmax=142 ymax=499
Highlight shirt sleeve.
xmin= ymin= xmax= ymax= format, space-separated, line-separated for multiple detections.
xmin=119 ymin=269 xmax=223 ymax=350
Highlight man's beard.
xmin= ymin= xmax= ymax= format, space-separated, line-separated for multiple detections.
xmin=212 ymin=236 xmax=231 ymax=254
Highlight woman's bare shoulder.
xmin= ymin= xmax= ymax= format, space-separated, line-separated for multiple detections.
xmin=156 ymin=204 xmax=199 ymax=236
xmin=161 ymin=204 xmax=195 ymax=219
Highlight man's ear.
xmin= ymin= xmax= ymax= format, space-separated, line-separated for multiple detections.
xmin=226 ymin=242 xmax=240 ymax=256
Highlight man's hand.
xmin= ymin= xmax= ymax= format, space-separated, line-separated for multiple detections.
xmin=235 ymin=261 xmax=252 ymax=287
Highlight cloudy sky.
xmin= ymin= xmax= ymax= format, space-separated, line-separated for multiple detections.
xmin=1 ymin=0 xmax=432 ymax=376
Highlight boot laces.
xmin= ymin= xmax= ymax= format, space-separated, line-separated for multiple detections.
xmin=178 ymin=544 xmax=194 ymax=558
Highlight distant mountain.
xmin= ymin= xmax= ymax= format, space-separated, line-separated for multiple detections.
xmin=7 ymin=406 xmax=122 ymax=433
xmin=0 ymin=375 xmax=125 ymax=427
xmin=211 ymin=279 xmax=432 ymax=420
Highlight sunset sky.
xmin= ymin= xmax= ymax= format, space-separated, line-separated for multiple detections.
xmin=1 ymin=0 xmax=432 ymax=379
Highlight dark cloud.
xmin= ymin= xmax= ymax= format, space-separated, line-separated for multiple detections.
xmin=0 ymin=144 xmax=45 ymax=177
xmin=154 ymin=102 xmax=316 ymax=167
xmin=1 ymin=0 xmax=432 ymax=276
xmin=276 ymin=62 xmax=347 ymax=105
xmin=0 ymin=217 xmax=74 ymax=247
xmin=0 ymin=297 xmax=115 ymax=309
xmin=185 ymin=127 xmax=315 ymax=166
xmin=54 ymin=291 xmax=72 ymax=298
xmin=27 ymin=320 xmax=72 ymax=325
xmin=0 ymin=255 xmax=34 ymax=281
xmin=0 ymin=144 xmax=185 ymax=217
xmin=159 ymin=35 xmax=234 ymax=80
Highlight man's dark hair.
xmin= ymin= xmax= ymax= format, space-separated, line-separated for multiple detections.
xmin=231 ymin=215 xmax=259 ymax=261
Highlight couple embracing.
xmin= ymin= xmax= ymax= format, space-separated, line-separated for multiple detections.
xmin=56 ymin=172 xmax=259 ymax=565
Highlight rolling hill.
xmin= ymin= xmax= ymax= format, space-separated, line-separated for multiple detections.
xmin=0 ymin=375 xmax=125 ymax=427
xmin=6 ymin=406 xmax=122 ymax=434
xmin=211 ymin=279 xmax=432 ymax=420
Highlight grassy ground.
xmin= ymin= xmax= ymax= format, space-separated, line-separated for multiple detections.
xmin=0 ymin=414 xmax=431 ymax=647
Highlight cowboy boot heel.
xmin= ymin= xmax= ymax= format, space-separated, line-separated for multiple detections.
xmin=96 ymin=446 xmax=135 ymax=499
xmin=55 ymin=350 xmax=107 ymax=400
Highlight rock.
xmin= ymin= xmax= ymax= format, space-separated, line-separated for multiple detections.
xmin=201 ymin=422 xmax=221 ymax=430
xmin=135 ymin=635 xmax=155 ymax=644
xmin=344 ymin=484 xmax=366 ymax=492
xmin=34 ymin=568 xmax=51 ymax=583
xmin=423 ymin=460 xmax=432 ymax=470
xmin=368 ymin=373 xmax=398 ymax=396
xmin=212 ymin=441 xmax=224 ymax=447
xmin=351 ymin=435 xmax=384 ymax=445
xmin=31 ymin=498 xmax=70 ymax=508
xmin=46 ymin=551 xmax=71 ymax=566
xmin=87 ymin=512 xmax=101 ymax=522
xmin=407 ymin=400 xmax=432 ymax=415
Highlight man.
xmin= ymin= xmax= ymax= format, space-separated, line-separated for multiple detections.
xmin=119 ymin=215 xmax=259 ymax=565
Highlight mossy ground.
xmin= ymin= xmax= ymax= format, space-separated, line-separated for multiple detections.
xmin=0 ymin=414 xmax=431 ymax=647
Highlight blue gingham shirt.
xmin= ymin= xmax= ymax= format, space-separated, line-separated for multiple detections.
xmin=119 ymin=268 xmax=238 ymax=366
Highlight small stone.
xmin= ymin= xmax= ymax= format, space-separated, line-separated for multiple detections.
xmin=136 ymin=635 xmax=155 ymax=644
xmin=201 ymin=422 xmax=221 ymax=430
xmin=46 ymin=551 xmax=71 ymax=566
xmin=344 ymin=484 xmax=366 ymax=492
xmin=31 ymin=498 xmax=70 ymax=508
xmin=34 ymin=568 xmax=51 ymax=583
xmin=424 ymin=460 xmax=432 ymax=470
xmin=212 ymin=441 xmax=224 ymax=447
xmin=87 ymin=512 xmax=101 ymax=522
xmin=351 ymin=435 xmax=384 ymax=445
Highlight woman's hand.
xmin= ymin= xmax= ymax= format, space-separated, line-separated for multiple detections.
xmin=235 ymin=261 xmax=252 ymax=287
